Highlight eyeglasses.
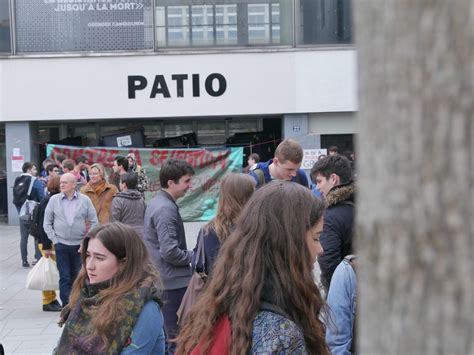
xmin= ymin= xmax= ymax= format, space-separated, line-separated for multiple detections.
xmin=52 ymin=169 xmax=60 ymax=172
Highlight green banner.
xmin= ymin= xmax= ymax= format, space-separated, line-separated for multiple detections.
xmin=46 ymin=144 xmax=243 ymax=222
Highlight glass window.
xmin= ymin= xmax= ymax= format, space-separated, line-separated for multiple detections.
xmin=0 ymin=0 xmax=11 ymax=53
xmin=164 ymin=121 xmax=193 ymax=137
xmin=156 ymin=1 xmax=292 ymax=48
xmin=197 ymin=121 xmax=226 ymax=145
xmin=68 ymin=124 xmax=99 ymax=147
xmin=14 ymin=0 xmax=155 ymax=53
xmin=143 ymin=122 xmax=163 ymax=147
xmin=229 ymin=119 xmax=258 ymax=134
xmin=297 ymin=0 xmax=353 ymax=45
xmin=191 ymin=5 xmax=214 ymax=46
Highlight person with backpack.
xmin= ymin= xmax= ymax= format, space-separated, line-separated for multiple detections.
xmin=13 ymin=162 xmax=45 ymax=268
xmin=126 ymin=153 xmax=149 ymax=197
xmin=29 ymin=175 xmax=62 ymax=312
xmin=248 ymin=139 xmax=309 ymax=189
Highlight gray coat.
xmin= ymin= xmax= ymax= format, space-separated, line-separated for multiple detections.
xmin=143 ymin=190 xmax=193 ymax=290
xmin=110 ymin=189 xmax=146 ymax=237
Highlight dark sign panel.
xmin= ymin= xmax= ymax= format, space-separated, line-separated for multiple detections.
xmin=15 ymin=0 xmax=154 ymax=52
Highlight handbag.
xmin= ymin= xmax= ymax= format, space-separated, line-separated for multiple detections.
xmin=177 ymin=231 xmax=208 ymax=326
xmin=18 ymin=177 xmax=37 ymax=221
xmin=26 ymin=257 xmax=60 ymax=290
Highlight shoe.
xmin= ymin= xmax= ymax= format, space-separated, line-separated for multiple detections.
xmin=22 ymin=261 xmax=30 ymax=268
xmin=43 ymin=301 xmax=62 ymax=312
xmin=31 ymin=259 xmax=39 ymax=266
xmin=50 ymin=300 xmax=62 ymax=308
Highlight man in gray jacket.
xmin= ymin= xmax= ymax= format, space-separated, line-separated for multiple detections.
xmin=143 ymin=159 xmax=194 ymax=354
xmin=43 ymin=173 xmax=98 ymax=307
xmin=110 ymin=172 xmax=146 ymax=237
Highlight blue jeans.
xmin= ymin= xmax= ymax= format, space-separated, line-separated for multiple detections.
xmin=19 ymin=218 xmax=41 ymax=263
xmin=162 ymin=287 xmax=187 ymax=355
xmin=55 ymin=243 xmax=82 ymax=306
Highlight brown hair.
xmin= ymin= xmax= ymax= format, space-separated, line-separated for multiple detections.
xmin=204 ymin=173 xmax=255 ymax=243
xmin=274 ymin=139 xmax=304 ymax=164
xmin=47 ymin=175 xmax=61 ymax=194
xmin=67 ymin=223 xmax=160 ymax=349
xmin=176 ymin=182 xmax=328 ymax=354
xmin=62 ymin=159 xmax=75 ymax=171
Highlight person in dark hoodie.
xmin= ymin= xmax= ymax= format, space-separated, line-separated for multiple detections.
xmin=311 ymin=154 xmax=355 ymax=291
xmin=110 ymin=172 xmax=146 ymax=238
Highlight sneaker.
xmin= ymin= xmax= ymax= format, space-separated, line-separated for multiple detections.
xmin=43 ymin=301 xmax=62 ymax=312
xmin=22 ymin=261 xmax=30 ymax=268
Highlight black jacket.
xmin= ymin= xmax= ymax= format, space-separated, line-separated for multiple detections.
xmin=318 ymin=181 xmax=355 ymax=290
xmin=36 ymin=194 xmax=57 ymax=250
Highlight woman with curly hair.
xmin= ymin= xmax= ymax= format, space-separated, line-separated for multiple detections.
xmin=192 ymin=173 xmax=255 ymax=275
xmin=176 ymin=181 xmax=329 ymax=354
xmin=55 ymin=222 xmax=165 ymax=354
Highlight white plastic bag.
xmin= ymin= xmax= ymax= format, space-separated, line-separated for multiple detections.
xmin=26 ymin=257 xmax=60 ymax=290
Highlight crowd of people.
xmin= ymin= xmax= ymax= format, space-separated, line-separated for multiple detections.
xmin=11 ymin=139 xmax=357 ymax=354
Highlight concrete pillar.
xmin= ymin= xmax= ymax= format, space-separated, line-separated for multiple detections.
xmin=6 ymin=121 xmax=39 ymax=225
xmin=283 ymin=113 xmax=321 ymax=183
xmin=283 ymin=113 xmax=321 ymax=149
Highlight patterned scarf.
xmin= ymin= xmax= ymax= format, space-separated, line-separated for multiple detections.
xmin=55 ymin=277 xmax=161 ymax=354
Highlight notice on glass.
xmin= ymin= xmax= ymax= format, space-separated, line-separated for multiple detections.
xmin=12 ymin=155 xmax=24 ymax=172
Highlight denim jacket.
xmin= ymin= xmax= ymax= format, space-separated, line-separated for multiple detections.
xmin=326 ymin=258 xmax=357 ymax=355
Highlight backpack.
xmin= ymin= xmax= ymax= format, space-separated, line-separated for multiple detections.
xmin=13 ymin=175 xmax=34 ymax=209
xmin=29 ymin=203 xmax=42 ymax=239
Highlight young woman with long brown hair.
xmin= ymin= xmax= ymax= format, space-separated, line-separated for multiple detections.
xmin=55 ymin=222 xmax=165 ymax=354
xmin=177 ymin=181 xmax=329 ymax=354
xmin=193 ymin=172 xmax=255 ymax=274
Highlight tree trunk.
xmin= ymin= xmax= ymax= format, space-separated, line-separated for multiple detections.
xmin=354 ymin=1 xmax=474 ymax=354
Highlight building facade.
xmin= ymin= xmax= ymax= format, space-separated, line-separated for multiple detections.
xmin=0 ymin=0 xmax=357 ymax=224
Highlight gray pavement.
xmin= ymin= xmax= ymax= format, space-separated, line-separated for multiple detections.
xmin=0 ymin=222 xmax=204 ymax=355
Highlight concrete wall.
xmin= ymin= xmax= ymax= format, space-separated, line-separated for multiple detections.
xmin=6 ymin=121 xmax=39 ymax=225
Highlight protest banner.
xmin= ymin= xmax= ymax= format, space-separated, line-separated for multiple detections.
xmin=301 ymin=149 xmax=328 ymax=170
xmin=46 ymin=144 xmax=243 ymax=221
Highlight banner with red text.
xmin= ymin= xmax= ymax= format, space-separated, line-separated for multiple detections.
xmin=46 ymin=144 xmax=243 ymax=222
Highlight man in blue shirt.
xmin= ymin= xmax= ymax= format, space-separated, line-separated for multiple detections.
xmin=248 ymin=139 xmax=309 ymax=188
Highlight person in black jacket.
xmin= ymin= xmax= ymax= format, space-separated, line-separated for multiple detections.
xmin=311 ymin=155 xmax=355 ymax=291
xmin=192 ymin=173 xmax=255 ymax=275
xmin=35 ymin=175 xmax=62 ymax=312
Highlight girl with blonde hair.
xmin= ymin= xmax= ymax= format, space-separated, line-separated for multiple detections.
xmin=81 ymin=163 xmax=118 ymax=224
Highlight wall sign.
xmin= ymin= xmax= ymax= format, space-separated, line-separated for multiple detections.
xmin=15 ymin=0 xmax=153 ymax=52
xmin=302 ymin=149 xmax=327 ymax=170
xmin=128 ymin=73 xmax=227 ymax=99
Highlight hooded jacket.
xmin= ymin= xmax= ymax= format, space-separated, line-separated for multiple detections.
xmin=318 ymin=181 xmax=355 ymax=291
xmin=110 ymin=189 xmax=146 ymax=237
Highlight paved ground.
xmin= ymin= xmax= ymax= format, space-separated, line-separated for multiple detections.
xmin=0 ymin=222 xmax=204 ymax=355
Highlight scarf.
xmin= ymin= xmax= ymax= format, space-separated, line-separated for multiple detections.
xmin=55 ymin=277 xmax=161 ymax=354
xmin=89 ymin=179 xmax=108 ymax=197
